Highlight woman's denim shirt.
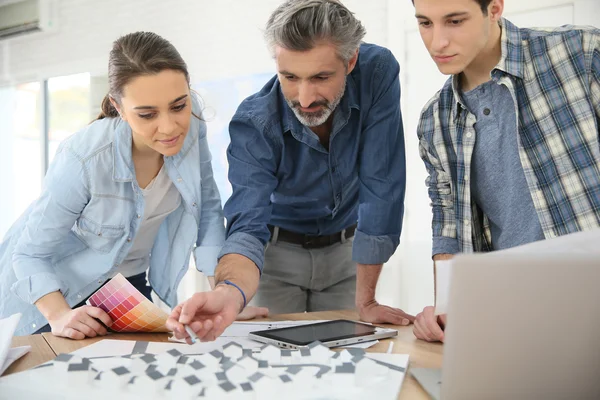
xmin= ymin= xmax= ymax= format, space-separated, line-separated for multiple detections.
xmin=0 ymin=96 xmax=225 ymax=335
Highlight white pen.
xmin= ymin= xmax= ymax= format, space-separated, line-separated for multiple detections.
xmin=184 ymin=325 xmax=199 ymax=344
xmin=386 ymin=341 xmax=394 ymax=354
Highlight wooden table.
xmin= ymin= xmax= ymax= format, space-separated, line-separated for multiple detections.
xmin=5 ymin=335 xmax=57 ymax=376
xmin=5 ymin=310 xmax=443 ymax=399
xmin=41 ymin=332 xmax=171 ymax=354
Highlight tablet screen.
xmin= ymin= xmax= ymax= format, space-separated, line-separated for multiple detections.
xmin=251 ymin=320 xmax=377 ymax=345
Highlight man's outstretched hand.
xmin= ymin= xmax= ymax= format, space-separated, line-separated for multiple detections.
xmin=167 ymin=284 xmax=243 ymax=343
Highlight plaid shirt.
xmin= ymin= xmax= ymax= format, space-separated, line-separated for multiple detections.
xmin=418 ymin=18 xmax=600 ymax=255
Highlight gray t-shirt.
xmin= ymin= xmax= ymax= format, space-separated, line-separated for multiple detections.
xmin=461 ymin=80 xmax=544 ymax=250
xmin=120 ymin=166 xmax=181 ymax=277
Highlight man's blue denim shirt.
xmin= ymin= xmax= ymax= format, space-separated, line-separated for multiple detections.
xmin=219 ymin=43 xmax=406 ymax=270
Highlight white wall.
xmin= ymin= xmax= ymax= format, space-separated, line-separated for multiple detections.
xmin=0 ymin=0 xmax=390 ymax=85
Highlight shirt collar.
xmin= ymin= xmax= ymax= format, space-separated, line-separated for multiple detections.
xmin=451 ymin=18 xmax=524 ymax=121
xmin=112 ymin=119 xmax=135 ymax=182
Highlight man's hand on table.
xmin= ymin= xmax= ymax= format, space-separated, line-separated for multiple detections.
xmin=358 ymin=298 xmax=416 ymax=326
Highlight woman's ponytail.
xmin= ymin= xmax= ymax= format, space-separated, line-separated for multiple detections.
xmin=95 ymin=94 xmax=120 ymax=121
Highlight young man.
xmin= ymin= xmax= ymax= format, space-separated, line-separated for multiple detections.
xmin=167 ymin=0 xmax=412 ymax=341
xmin=412 ymin=0 xmax=600 ymax=342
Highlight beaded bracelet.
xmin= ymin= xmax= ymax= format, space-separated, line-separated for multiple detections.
xmin=218 ymin=280 xmax=247 ymax=310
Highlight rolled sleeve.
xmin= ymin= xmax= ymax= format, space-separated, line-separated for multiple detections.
xmin=432 ymin=236 xmax=459 ymax=257
xmin=418 ymin=101 xmax=458 ymax=251
xmin=11 ymin=272 xmax=66 ymax=304
xmin=354 ymin=49 xmax=406 ymax=264
xmin=352 ymin=229 xmax=398 ymax=265
xmin=194 ymin=245 xmax=224 ymax=276
xmin=193 ymin=118 xmax=226 ymax=276
xmin=220 ymin=114 xmax=279 ymax=272
xmin=218 ymin=232 xmax=266 ymax=272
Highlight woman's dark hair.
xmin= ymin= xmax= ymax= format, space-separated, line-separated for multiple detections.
xmin=96 ymin=31 xmax=191 ymax=120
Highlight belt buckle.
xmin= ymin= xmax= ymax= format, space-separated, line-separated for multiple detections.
xmin=302 ymin=234 xmax=319 ymax=249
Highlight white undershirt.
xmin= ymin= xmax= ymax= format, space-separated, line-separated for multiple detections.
xmin=120 ymin=166 xmax=181 ymax=277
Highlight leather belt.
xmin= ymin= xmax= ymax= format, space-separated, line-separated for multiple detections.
xmin=268 ymin=224 xmax=357 ymax=249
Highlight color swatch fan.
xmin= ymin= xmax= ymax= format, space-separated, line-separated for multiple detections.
xmin=87 ymin=274 xmax=169 ymax=333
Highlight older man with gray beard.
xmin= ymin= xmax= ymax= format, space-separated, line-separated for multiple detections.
xmin=167 ymin=1 xmax=412 ymax=340
xmin=219 ymin=0 xmax=412 ymax=324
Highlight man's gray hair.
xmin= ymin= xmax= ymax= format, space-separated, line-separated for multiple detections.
xmin=265 ymin=0 xmax=366 ymax=64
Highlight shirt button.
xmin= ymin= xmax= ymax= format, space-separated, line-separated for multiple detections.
xmin=127 ymin=237 xmax=132 ymax=242
xmin=464 ymin=174 xmax=469 ymax=181
xmin=483 ymin=108 xmax=491 ymax=116
xmin=97 ymin=232 xmax=102 ymax=237
xmin=465 ymin=219 xmax=470 ymax=226
xmin=98 ymin=279 xmax=103 ymax=284
xmin=192 ymin=202 xmax=197 ymax=207
xmin=177 ymin=178 xmax=182 ymax=182
xmin=32 ymin=323 xmax=36 ymax=328
xmin=466 ymin=132 xmax=473 ymax=138
xmin=77 ymin=294 xmax=82 ymax=299
xmin=137 ymin=214 xmax=141 ymax=219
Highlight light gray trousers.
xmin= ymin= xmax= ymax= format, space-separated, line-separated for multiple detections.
xmin=249 ymin=227 xmax=357 ymax=314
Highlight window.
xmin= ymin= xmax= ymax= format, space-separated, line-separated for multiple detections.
xmin=192 ymin=72 xmax=273 ymax=205
xmin=173 ymin=73 xmax=273 ymax=299
xmin=48 ymin=73 xmax=91 ymax=164
xmin=0 ymin=73 xmax=91 ymax=240
xmin=0 ymin=83 xmax=43 ymax=239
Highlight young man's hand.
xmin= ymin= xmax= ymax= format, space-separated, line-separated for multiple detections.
xmin=413 ymin=305 xmax=446 ymax=342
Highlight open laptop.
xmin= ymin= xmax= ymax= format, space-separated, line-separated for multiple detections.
xmin=415 ymin=249 xmax=600 ymax=399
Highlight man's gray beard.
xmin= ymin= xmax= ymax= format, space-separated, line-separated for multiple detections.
xmin=287 ymin=80 xmax=346 ymax=127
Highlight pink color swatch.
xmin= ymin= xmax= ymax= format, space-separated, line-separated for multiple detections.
xmin=87 ymin=273 xmax=169 ymax=333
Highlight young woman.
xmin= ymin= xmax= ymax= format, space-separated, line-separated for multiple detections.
xmin=0 ymin=31 xmax=225 ymax=338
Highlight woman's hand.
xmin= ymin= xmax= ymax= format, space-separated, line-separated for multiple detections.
xmin=47 ymin=305 xmax=113 ymax=340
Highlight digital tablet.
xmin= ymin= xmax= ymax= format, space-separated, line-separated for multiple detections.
xmin=248 ymin=319 xmax=398 ymax=349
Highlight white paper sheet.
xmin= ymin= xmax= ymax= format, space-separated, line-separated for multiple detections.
xmin=72 ymin=322 xmax=380 ymax=360
xmin=168 ymin=320 xmax=379 ymax=349
xmin=72 ymin=339 xmax=137 ymax=358
xmin=0 ymin=313 xmax=27 ymax=376
xmin=151 ymin=337 xmax=263 ymax=354
xmin=1 ymin=339 xmax=409 ymax=400
xmin=0 ymin=346 xmax=31 ymax=376
xmin=0 ymin=346 xmax=30 ymax=376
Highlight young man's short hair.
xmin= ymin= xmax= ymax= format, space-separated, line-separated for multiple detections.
xmin=411 ymin=0 xmax=493 ymax=15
